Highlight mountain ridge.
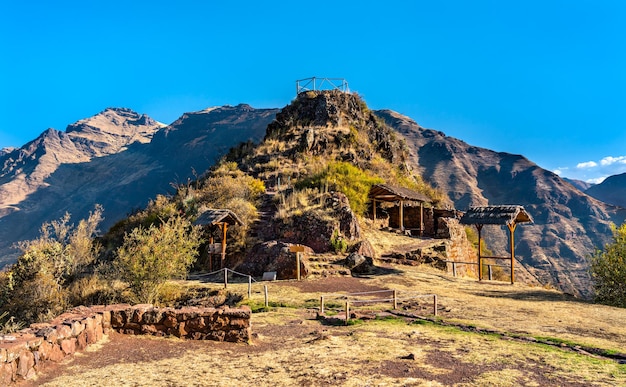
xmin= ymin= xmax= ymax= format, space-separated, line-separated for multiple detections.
xmin=0 ymin=104 xmax=278 ymax=265
xmin=585 ymin=172 xmax=626 ymax=208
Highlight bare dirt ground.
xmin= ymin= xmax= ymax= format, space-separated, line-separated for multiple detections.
xmin=20 ymin=269 xmax=626 ymax=387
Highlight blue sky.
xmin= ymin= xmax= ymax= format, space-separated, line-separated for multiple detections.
xmin=1 ymin=1 xmax=624 ymax=183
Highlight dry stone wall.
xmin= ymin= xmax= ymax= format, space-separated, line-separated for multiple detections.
xmin=0 ymin=304 xmax=251 ymax=384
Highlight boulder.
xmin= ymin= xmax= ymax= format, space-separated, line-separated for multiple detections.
xmin=345 ymin=252 xmax=373 ymax=274
xmin=349 ymin=240 xmax=376 ymax=258
xmin=238 ymin=241 xmax=312 ymax=280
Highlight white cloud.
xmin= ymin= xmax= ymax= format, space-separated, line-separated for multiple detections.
xmin=576 ymin=161 xmax=598 ymax=169
xmin=600 ymin=156 xmax=626 ymax=166
xmin=586 ymin=176 xmax=607 ymax=184
xmin=553 ymin=169 xmax=562 ymax=176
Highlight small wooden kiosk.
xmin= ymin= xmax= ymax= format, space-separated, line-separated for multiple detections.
xmin=460 ymin=205 xmax=533 ymax=284
xmin=368 ymin=184 xmax=431 ymax=235
xmin=194 ymin=209 xmax=243 ymax=270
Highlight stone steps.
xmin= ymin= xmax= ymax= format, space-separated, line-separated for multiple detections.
xmin=306 ymin=254 xmax=351 ymax=277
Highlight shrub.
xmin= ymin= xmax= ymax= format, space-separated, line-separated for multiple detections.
xmin=330 ymin=230 xmax=348 ymax=254
xmin=115 ymin=216 xmax=203 ymax=304
xmin=590 ymin=223 xmax=626 ymax=307
xmin=0 ymin=206 xmax=103 ymax=324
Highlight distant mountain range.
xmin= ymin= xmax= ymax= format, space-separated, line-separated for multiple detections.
xmin=0 ymin=105 xmax=278 ymax=265
xmin=0 ymin=99 xmax=624 ymax=297
xmin=584 ymin=173 xmax=626 ymax=208
xmin=563 ymin=178 xmax=595 ymax=192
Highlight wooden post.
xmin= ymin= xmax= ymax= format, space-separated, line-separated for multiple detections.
xmin=508 ymin=223 xmax=517 ymax=284
xmin=476 ymin=224 xmax=483 ymax=281
xmin=372 ymin=199 xmax=377 ymax=225
xmin=420 ymin=202 xmax=424 ymax=237
xmin=290 ymin=245 xmax=306 ymax=280
xmin=452 ymin=261 xmax=457 ymax=277
xmin=399 ymin=200 xmax=405 ymax=231
xmin=320 ymin=296 xmax=325 ymax=314
xmin=345 ymin=301 xmax=350 ymax=325
xmin=488 ymin=265 xmax=493 ymax=281
xmin=221 ymin=223 xmax=228 ymax=269
xmin=296 ymin=252 xmax=301 ymax=281
xmin=264 ymin=285 xmax=269 ymax=308
xmin=209 ymin=236 xmax=214 ymax=271
xmin=393 ymin=290 xmax=398 ymax=310
xmin=224 ymin=268 xmax=228 ymax=289
xmin=433 ymin=294 xmax=438 ymax=316
xmin=248 ymin=275 xmax=252 ymax=299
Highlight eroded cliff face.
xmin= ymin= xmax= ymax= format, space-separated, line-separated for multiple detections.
xmin=376 ymin=109 xmax=626 ymax=297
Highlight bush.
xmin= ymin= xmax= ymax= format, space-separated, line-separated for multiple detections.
xmin=115 ymin=216 xmax=203 ymax=304
xmin=330 ymin=230 xmax=348 ymax=254
xmin=0 ymin=206 xmax=103 ymax=325
xmin=590 ymin=223 xmax=626 ymax=307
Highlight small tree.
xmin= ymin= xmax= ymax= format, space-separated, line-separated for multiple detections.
xmin=115 ymin=216 xmax=202 ymax=304
xmin=590 ymin=223 xmax=626 ymax=307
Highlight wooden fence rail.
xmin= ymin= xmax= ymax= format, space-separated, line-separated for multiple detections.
xmin=320 ymin=290 xmax=438 ymax=325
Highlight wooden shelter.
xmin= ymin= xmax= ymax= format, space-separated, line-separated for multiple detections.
xmin=368 ymin=184 xmax=431 ymax=235
xmin=193 ymin=209 xmax=243 ymax=270
xmin=460 ymin=205 xmax=533 ymax=284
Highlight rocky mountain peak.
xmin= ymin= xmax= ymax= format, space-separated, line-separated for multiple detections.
xmin=63 ymin=108 xmax=164 ymax=158
xmin=258 ymin=90 xmax=408 ymax=171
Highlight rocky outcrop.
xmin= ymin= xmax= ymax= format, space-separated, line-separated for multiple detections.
xmin=0 ymin=304 xmax=251 ymax=383
xmin=263 ymin=90 xmax=406 ymax=166
xmin=273 ymin=192 xmax=361 ymax=253
xmin=238 ymin=241 xmax=313 ymax=280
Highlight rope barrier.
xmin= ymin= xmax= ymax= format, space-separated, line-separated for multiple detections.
xmin=188 ymin=268 xmax=258 ymax=282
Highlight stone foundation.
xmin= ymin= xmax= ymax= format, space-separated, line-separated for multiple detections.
xmin=0 ymin=304 xmax=251 ymax=384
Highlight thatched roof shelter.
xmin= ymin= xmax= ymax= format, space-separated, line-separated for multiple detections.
xmin=368 ymin=184 xmax=432 ymax=235
xmin=460 ymin=205 xmax=533 ymax=226
xmin=459 ymin=205 xmax=533 ymax=284
xmin=368 ymin=184 xmax=431 ymax=203
xmin=193 ymin=209 xmax=242 ymax=270
xmin=193 ymin=209 xmax=243 ymax=227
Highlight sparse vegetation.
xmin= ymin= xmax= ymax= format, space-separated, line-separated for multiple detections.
xmin=330 ymin=230 xmax=348 ymax=254
xmin=115 ymin=216 xmax=203 ymax=304
xmin=297 ymin=161 xmax=383 ymax=215
xmin=590 ymin=222 xmax=626 ymax=307
xmin=0 ymin=206 xmax=103 ymax=324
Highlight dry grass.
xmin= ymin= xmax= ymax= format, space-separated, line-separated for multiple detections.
xmin=25 ymin=254 xmax=626 ymax=386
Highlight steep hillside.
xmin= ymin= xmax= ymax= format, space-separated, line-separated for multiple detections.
xmin=564 ymin=177 xmax=595 ymax=192
xmin=0 ymin=108 xmax=163 ymax=215
xmin=586 ymin=172 xmax=626 ymax=208
xmin=0 ymin=105 xmax=278 ymax=266
xmin=376 ymin=109 xmax=626 ymax=297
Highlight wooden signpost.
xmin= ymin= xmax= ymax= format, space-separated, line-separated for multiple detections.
xmin=289 ymin=245 xmax=306 ymax=280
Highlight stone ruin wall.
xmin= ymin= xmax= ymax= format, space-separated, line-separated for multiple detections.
xmin=0 ymin=304 xmax=251 ymax=384
xmin=438 ymin=217 xmax=479 ymax=277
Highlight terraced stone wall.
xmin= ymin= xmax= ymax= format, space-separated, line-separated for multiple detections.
xmin=0 ymin=304 xmax=251 ymax=384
